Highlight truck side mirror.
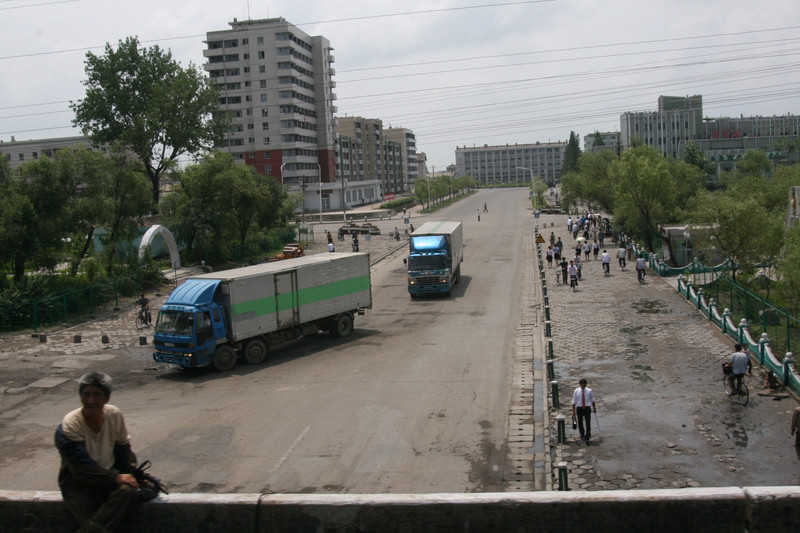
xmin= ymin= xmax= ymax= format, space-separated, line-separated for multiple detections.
xmin=403 ymin=258 xmax=407 ymax=265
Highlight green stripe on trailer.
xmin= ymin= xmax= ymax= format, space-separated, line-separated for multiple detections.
xmin=230 ymin=274 xmax=371 ymax=318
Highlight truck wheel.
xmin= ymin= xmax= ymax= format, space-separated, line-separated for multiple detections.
xmin=454 ymin=266 xmax=461 ymax=285
xmin=331 ymin=313 xmax=353 ymax=338
xmin=212 ymin=345 xmax=237 ymax=372
xmin=243 ymin=339 xmax=267 ymax=364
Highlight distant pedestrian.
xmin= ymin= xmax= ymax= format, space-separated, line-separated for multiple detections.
xmin=567 ymin=217 xmax=573 ymax=233
xmin=617 ymin=245 xmax=627 ymax=269
xmin=549 ymin=232 xmax=555 ymax=246
xmin=592 ymin=240 xmax=599 ymax=260
xmin=571 ymin=378 xmax=596 ymax=443
xmin=328 ymin=242 xmax=335 ymax=252
xmin=601 ymin=249 xmax=611 ymax=276
xmin=327 ymin=231 xmax=333 ymax=244
xmin=792 ymin=407 xmax=800 ymax=447
xmin=573 ymin=253 xmax=582 ymax=279
xmin=546 ymin=246 xmax=553 ymax=267
xmin=402 ymin=207 xmax=407 ymax=217
xmin=477 ymin=209 xmax=481 ymax=222
xmin=559 ymin=257 xmax=569 ymax=287
xmin=584 ymin=242 xmax=591 ymax=261
xmin=483 ymin=202 xmax=488 ymax=213
xmin=567 ymin=260 xmax=578 ymax=291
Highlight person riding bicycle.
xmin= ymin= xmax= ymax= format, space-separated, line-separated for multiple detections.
xmin=635 ymin=254 xmax=646 ymax=282
xmin=600 ymin=249 xmax=611 ymax=275
xmin=617 ymin=245 xmax=627 ymax=269
xmin=137 ymin=294 xmax=151 ymax=325
xmin=727 ymin=343 xmax=752 ymax=395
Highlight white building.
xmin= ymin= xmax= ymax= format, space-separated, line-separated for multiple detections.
xmin=205 ymin=18 xmax=340 ymax=212
xmin=455 ymin=142 xmax=567 ymax=186
xmin=0 ymin=135 xmax=96 ymax=169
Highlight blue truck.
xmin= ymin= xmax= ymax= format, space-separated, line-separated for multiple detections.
xmin=152 ymin=253 xmax=372 ymax=371
xmin=404 ymin=221 xmax=464 ymax=298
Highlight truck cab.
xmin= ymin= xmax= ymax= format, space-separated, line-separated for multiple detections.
xmin=406 ymin=235 xmax=455 ymax=296
xmin=153 ymin=280 xmax=229 ymax=369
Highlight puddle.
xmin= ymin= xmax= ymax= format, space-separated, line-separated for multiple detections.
xmin=632 ymin=299 xmax=671 ymax=314
xmin=722 ymin=420 xmax=749 ymax=448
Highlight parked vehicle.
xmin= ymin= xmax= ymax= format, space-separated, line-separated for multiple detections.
xmin=152 ymin=253 xmax=372 ymax=371
xmin=404 ymin=221 xmax=464 ymax=297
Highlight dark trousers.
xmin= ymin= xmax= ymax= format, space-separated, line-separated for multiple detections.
xmin=63 ymin=484 xmax=139 ymax=532
xmin=575 ymin=406 xmax=592 ymax=440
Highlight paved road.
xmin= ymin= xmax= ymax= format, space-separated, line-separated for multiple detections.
xmin=537 ymin=214 xmax=800 ymax=489
xmin=0 ymin=189 xmax=532 ymax=494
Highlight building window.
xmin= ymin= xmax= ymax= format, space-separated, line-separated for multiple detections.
xmin=258 ymin=51 xmax=265 ymax=59
xmin=261 ymin=94 xmax=267 ymax=102
xmin=261 ymin=108 xmax=268 ymax=117
xmin=262 ymin=122 xmax=269 ymax=130
xmin=245 ymin=95 xmax=252 ymax=102
xmin=260 ymin=80 xmax=267 ymax=88
xmin=265 ymin=165 xmax=271 ymax=173
xmin=263 ymin=137 xmax=270 ymax=145
xmin=244 ymin=67 xmax=250 ymax=73
xmin=257 ymin=36 xmax=264 ymax=45
xmin=248 ymin=137 xmax=255 ymax=143
xmin=248 ymin=123 xmax=254 ymax=130
xmin=264 ymin=152 xmax=270 ymax=159
xmin=259 ymin=65 xmax=266 ymax=73
xmin=243 ymin=53 xmax=249 ymax=60
xmin=249 ymin=152 xmax=255 ymax=158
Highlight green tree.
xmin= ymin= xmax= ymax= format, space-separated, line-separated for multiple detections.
xmin=71 ymin=36 xmax=228 ymax=206
xmin=681 ymin=141 xmax=715 ymax=179
xmin=688 ymin=192 xmax=783 ymax=281
xmin=591 ymin=131 xmax=605 ymax=147
xmin=611 ymin=146 xmax=678 ymax=251
xmin=562 ymin=131 xmax=581 ymax=174
xmin=560 ymin=150 xmax=618 ymax=214
xmin=777 ymin=224 xmax=800 ymax=316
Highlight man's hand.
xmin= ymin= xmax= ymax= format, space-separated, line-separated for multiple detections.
xmin=116 ymin=473 xmax=138 ymax=488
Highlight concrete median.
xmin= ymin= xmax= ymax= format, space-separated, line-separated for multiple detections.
xmin=2 ymin=487 xmax=799 ymax=532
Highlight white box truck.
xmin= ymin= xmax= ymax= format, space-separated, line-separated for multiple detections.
xmin=152 ymin=253 xmax=372 ymax=371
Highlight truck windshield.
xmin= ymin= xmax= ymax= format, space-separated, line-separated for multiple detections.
xmin=154 ymin=310 xmax=195 ymax=335
xmin=408 ymin=255 xmax=447 ymax=271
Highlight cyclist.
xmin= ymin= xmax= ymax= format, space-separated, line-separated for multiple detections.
xmin=727 ymin=343 xmax=752 ymax=395
xmin=600 ymin=249 xmax=611 ymax=276
xmin=617 ymin=244 xmax=627 ymax=269
xmin=635 ymin=254 xmax=647 ymax=283
xmin=137 ymin=293 xmax=151 ymax=325
xmin=567 ymin=260 xmax=579 ymax=291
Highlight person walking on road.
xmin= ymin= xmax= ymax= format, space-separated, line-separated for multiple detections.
xmin=559 ymin=257 xmax=569 ymax=287
xmin=483 ymin=202 xmax=488 ymax=213
xmin=477 ymin=208 xmax=481 ymax=222
xmin=572 ymin=378 xmax=597 ymax=443
xmin=546 ymin=246 xmax=554 ymax=268
xmin=567 ymin=260 xmax=579 ymax=291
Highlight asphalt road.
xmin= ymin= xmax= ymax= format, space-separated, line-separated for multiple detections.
xmin=0 ymin=188 xmax=529 ymax=494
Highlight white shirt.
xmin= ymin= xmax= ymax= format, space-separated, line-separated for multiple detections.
xmin=61 ymin=405 xmax=130 ymax=469
xmin=617 ymin=247 xmax=627 ymax=259
xmin=636 ymin=257 xmax=646 ymax=270
xmin=571 ymin=386 xmax=595 ymax=408
xmin=730 ymin=351 xmax=750 ymax=374
xmin=601 ymin=252 xmax=610 ymax=263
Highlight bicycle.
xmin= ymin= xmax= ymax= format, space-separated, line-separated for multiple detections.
xmin=722 ymin=364 xmax=749 ymax=405
xmin=602 ymin=262 xmax=610 ymax=277
xmin=637 ymin=268 xmax=646 ymax=284
xmin=136 ymin=308 xmax=151 ymax=330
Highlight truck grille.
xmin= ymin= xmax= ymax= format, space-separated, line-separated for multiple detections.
xmin=416 ymin=276 xmax=440 ymax=285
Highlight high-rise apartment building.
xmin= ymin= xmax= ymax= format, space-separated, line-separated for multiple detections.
xmin=204 ymin=18 xmax=338 ymax=211
xmin=385 ymin=127 xmax=417 ymax=193
xmin=455 ymin=142 xmax=567 ymax=186
xmin=335 ymin=117 xmax=405 ymax=200
xmin=620 ymin=95 xmax=704 ymax=159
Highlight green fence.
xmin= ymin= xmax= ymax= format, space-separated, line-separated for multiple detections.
xmin=0 ymin=278 xmax=133 ymax=334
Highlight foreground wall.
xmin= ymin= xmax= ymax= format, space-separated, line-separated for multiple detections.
xmin=2 ymin=487 xmax=799 ymax=533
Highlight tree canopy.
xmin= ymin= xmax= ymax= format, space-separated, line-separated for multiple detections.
xmin=562 ymin=131 xmax=582 ymax=175
xmin=71 ymin=36 xmax=228 ymax=206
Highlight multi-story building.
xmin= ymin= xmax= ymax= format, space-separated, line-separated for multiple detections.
xmin=454 ymin=142 xmax=567 ymax=186
xmin=335 ymin=117 xmax=405 ymax=201
xmin=620 ymin=95 xmax=704 ymax=159
xmin=0 ymin=135 xmax=97 ymax=169
xmin=204 ymin=17 xmax=339 ymax=212
xmin=385 ymin=127 xmax=417 ymax=193
xmin=620 ymin=95 xmax=799 ymax=175
xmin=582 ymin=131 xmax=621 ymax=155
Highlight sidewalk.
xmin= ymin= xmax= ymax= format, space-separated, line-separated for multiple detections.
xmin=537 ymin=215 xmax=800 ymax=490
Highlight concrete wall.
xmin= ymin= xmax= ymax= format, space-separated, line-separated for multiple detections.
xmin=2 ymin=487 xmax=800 ymax=532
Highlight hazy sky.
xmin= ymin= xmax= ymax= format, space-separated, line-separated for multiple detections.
xmin=2 ymin=0 xmax=799 ymax=168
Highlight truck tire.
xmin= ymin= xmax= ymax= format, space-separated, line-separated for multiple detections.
xmin=243 ymin=339 xmax=267 ymax=364
xmin=331 ymin=313 xmax=354 ymax=338
xmin=454 ymin=265 xmax=461 ymax=285
xmin=212 ymin=345 xmax=237 ymax=372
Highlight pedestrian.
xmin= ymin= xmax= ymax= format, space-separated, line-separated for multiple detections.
xmin=571 ymin=378 xmax=596 ymax=443
xmin=328 ymin=241 xmax=335 ymax=252
xmin=477 ymin=208 xmax=481 ymax=222
xmin=327 ymin=231 xmax=333 ymax=244
xmin=549 ymin=232 xmax=555 ymax=246
xmin=592 ymin=240 xmax=599 ymax=260
xmin=567 ymin=217 xmax=573 ymax=233
xmin=55 ymin=372 xmax=141 ymax=533
xmin=573 ymin=253 xmax=582 ymax=279
xmin=402 ymin=207 xmax=407 ymax=217
xmin=617 ymin=244 xmax=627 ymax=269
xmin=559 ymin=257 xmax=569 ymax=287
xmin=352 ymin=233 xmax=360 ymax=252
xmin=483 ymin=202 xmax=488 ymax=213
xmin=546 ymin=246 xmax=553 ymax=267
xmin=572 ymin=224 xmax=579 ymax=240
xmin=792 ymin=407 xmax=800 ymax=447
xmin=583 ymin=241 xmax=591 ymax=261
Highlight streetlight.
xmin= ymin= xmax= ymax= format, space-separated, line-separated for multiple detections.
xmin=316 ymin=163 xmax=322 ymax=224
xmin=427 ymin=165 xmax=432 ymax=211
xmin=517 ymin=166 xmax=537 ymax=212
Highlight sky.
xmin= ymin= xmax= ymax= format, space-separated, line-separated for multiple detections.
xmin=2 ymin=0 xmax=800 ymax=169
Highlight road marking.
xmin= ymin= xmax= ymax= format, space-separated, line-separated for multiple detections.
xmin=269 ymin=426 xmax=310 ymax=475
